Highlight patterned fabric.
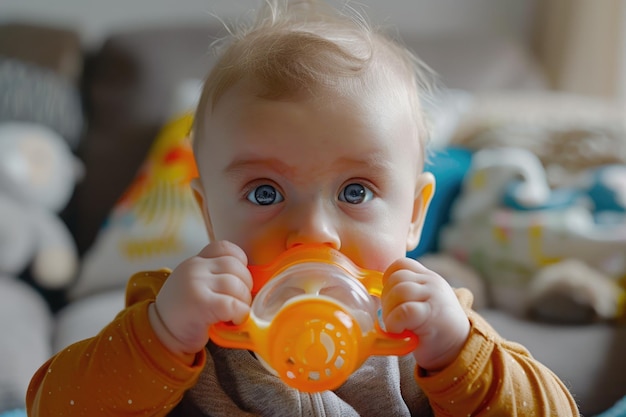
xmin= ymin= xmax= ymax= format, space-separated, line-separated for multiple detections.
xmin=0 ymin=57 xmax=83 ymax=148
xmin=440 ymin=147 xmax=626 ymax=320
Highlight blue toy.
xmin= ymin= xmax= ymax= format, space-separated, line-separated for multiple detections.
xmin=408 ymin=146 xmax=472 ymax=258
xmin=0 ymin=409 xmax=27 ymax=417
xmin=595 ymin=396 xmax=626 ymax=417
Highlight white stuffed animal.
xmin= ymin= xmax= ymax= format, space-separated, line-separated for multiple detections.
xmin=0 ymin=122 xmax=82 ymax=411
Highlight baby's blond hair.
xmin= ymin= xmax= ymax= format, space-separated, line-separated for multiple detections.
xmin=194 ymin=0 xmax=434 ymax=161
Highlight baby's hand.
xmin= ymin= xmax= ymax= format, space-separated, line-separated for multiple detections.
xmin=149 ymin=240 xmax=253 ymax=360
xmin=381 ymin=257 xmax=470 ymax=372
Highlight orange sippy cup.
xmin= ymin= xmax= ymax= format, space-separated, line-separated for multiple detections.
xmin=209 ymin=244 xmax=418 ymax=392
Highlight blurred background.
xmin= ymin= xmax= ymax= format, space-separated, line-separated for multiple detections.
xmin=1 ymin=0 xmax=625 ymax=99
xmin=1 ymin=2 xmax=626 ymax=416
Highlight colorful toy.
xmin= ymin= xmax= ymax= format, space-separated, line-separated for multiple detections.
xmin=210 ymin=244 xmax=418 ymax=392
xmin=441 ymin=146 xmax=626 ymax=322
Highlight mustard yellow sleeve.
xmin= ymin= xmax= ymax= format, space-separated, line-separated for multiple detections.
xmin=26 ymin=270 xmax=206 ymax=417
xmin=415 ymin=288 xmax=580 ymax=417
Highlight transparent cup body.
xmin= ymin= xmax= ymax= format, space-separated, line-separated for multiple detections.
xmin=251 ymin=261 xmax=379 ymax=334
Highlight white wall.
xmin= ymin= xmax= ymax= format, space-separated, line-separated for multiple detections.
xmin=0 ymin=0 xmax=536 ymax=48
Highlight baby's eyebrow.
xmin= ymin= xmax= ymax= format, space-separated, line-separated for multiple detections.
xmin=223 ymin=157 xmax=295 ymax=178
xmin=337 ymin=152 xmax=391 ymax=170
xmin=223 ymin=151 xmax=393 ymax=180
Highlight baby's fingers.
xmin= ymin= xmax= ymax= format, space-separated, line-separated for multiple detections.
xmin=383 ymin=300 xmax=430 ymax=334
xmin=207 ymin=292 xmax=251 ymax=325
xmin=198 ymin=240 xmax=248 ymax=264
xmin=382 ymin=274 xmax=431 ymax=333
xmin=381 ymin=262 xmax=436 ymax=334
xmin=198 ymin=241 xmax=253 ymax=291
xmin=208 ymin=273 xmax=253 ymax=307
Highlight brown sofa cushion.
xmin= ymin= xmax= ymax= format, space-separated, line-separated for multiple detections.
xmin=0 ymin=22 xmax=82 ymax=83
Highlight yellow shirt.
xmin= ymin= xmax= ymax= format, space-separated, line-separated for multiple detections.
xmin=27 ymin=270 xmax=579 ymax=416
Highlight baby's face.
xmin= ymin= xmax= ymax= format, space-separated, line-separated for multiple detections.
xmin=194 ymin=82 xmax=432 ymax=270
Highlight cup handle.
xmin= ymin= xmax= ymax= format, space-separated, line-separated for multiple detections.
xmin=371 ymin=325 xmax=419 ymax=356
xmin=209 ymin=319 xmax=256 ymax=351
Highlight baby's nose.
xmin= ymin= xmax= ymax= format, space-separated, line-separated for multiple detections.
xmin=286 ymin=202 xmax=340 ymax=250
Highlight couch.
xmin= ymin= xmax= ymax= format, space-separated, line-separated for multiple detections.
xmin=0 ymin=20 xmax=625 ymax=417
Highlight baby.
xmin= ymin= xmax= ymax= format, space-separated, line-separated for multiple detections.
xmin=27 ymin=1 xmax=579 ymax=416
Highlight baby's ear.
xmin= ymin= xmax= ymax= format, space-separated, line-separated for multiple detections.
xmin=190 ymin=177 xmax=215 ymax=242
xmin=406 ymin=172 xmax=435 ymax=251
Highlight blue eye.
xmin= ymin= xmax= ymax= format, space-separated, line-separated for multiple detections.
xmin=339 ymin=183 xmax=373 ymax=204
xmin=247 ymin=184 xmax=284 ymax=205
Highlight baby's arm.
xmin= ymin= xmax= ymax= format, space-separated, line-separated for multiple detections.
xmin=381 ymin=258 xmax=579 ymax=416
xmin=26 ymin=273 xmax=204 ymax=416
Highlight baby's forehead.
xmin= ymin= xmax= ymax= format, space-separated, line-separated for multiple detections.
xmin=221 ymin=76 xmax=415 ymax=126
xmin=205 ymin=80 xmax=422 ymax=155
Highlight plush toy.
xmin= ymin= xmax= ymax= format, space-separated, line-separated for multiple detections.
xmin=0 ymin=122 xmax=82 ymax=411
xmin=441 ymin=146 xmax=626 ymax=323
